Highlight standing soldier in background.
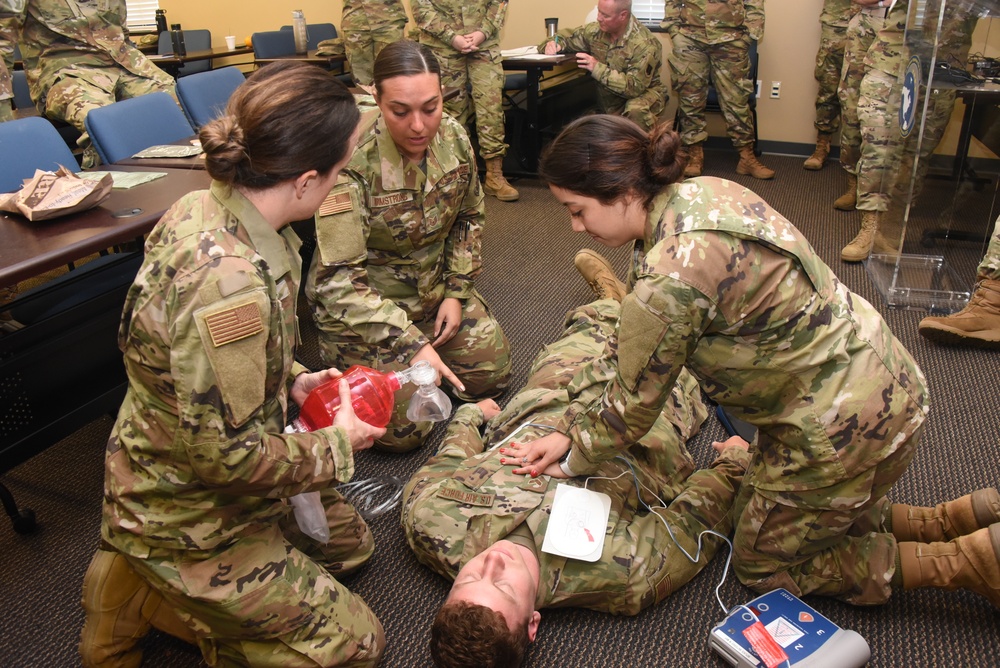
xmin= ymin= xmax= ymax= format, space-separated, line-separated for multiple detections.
xmin=342 ymin=0 xmax=407 ymax=86
xmin=662 ymin=0 xmax=775 ymax=180
xmin=804 ymin=0 xmax=855 ymax=170
xmin=412 ymin=0 xmax=520 ymax=201
xmin=833 ymin=0 xmax=889 ymax=209
xmin=11 ymin=0 xmax=176 ymax=167
xmin=0 ymin=4 xmax=23 ymax=123
xmin=539 ymin=0 xmax=668 ymax=132
xmin=842 ymin=2 xmax=978 ymax=262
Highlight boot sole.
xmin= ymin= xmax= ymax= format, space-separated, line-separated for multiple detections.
xmin=918 ymin=325 xmax=1000 ymax=349
xmin=803 ymin=162 xmax=824 ymax=171
xmin=483 ymin=188 xmax=519 ymax=202
xmin=833 ymin=201 xmax=857 ymax=211
xmin=736 ymin=167 xmax=775 ymax=179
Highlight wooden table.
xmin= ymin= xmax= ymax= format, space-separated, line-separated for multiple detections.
xmin=502 ymin=53 xmax=576 ymax=171
xmin=0 ymin=166 xmax=211 ymax=289
xmin=254 ymin=49 xmax=347 ymax=69
xmin=150 ymin=45 xmax=255 ymax=77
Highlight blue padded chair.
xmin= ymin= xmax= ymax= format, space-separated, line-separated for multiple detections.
xmin=0 ymin=116 xmax=79 ymax=193
xmin=279 ymin=22 xmax=338 ymax=51
xmin=157 ymin=29 xmax=213 ymax=76
xmin=251 ymin=30 xmax=296 ymax=59
xmin=84 ymin=92 xmax=194 ymax=165
xmin=176 ymin=66 xmax=245 ymax=128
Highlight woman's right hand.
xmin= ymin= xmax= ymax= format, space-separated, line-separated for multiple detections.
xmin=331 ymin=378 xmax=386 ymax=452
xmin=411 ymin=344 xmax=465 ymax=394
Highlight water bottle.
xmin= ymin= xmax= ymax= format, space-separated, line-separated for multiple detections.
xmin=292 ymin=10 xmax=308 ymax=55
xmin=170 ymin=23 xmax=186 ymax=57
xmin=155 ymin=9 xmax=168 ymax=36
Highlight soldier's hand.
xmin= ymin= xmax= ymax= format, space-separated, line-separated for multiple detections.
xmin=291 ymin=367 xmax=343 ymax=407
xmin=712 ymin=435 xmax=750 ymax=454
xmin=331 ymin=378 xmax=386 ymax=452
xmin=432 ymin=297 xmax=461 ymax=346
xmin=575 ymin=52 xmax=597 ymax=72
xmin=412 ymin=344 xmax=465 ymax=394
xmin=500 ymin=432 xmax=571 ymax=478
xmin=544 ymin=41 xmax=561 ymax=55
xmin=476 ymin=398 xmax=501 ymax=420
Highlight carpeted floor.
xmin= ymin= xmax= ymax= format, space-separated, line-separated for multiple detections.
xmin=2 ymin=150 xmax=999 ymax=667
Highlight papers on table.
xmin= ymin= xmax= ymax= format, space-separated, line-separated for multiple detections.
xmin=131 ymin=144 xmax=203 ymax=159
xmin=501 ymin=46 xmax=542 ymax=57
xmin=78 ymin=171 xmax=169 ymax=189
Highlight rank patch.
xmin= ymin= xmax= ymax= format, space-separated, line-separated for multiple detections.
xmin=205 ymin=302 xmax=263 ymax=347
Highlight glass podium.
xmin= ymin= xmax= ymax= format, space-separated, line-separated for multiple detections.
xmin=865 ymin=0 xmax=1000 ymax=312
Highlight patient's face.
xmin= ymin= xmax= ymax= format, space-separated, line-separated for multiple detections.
xmin=448 ymin=540 xmax=539 ymax=632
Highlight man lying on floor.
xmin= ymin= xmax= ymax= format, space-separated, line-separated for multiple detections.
xmin=400 ymin=298 xmax=749 ymax=668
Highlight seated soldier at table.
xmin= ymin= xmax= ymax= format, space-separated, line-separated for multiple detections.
xmin=401 ymin=297 xmax=748 ymax=667
xmin=12 ymin=0 xmax=176 ymax=167
xmin=539 ymin=0 xmax=667 ymax=131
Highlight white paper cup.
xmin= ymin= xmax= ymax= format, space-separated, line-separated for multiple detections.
xmin=225 ymin=35 xmax=237 ymax=50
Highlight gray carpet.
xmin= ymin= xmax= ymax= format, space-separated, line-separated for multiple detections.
xmin=2 ymin=150 xmax=999 ymax=667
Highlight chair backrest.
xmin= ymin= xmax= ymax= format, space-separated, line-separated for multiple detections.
xmin=157 ymin=29 xmax=212 ymax=76
xmin=251 ymin=30 xmax=296 ymax=59
xmin=176 ymin=67 xmax=245 ymax=128
xmin=0 ymin=116 xmax=80 ymax=193
xmin=12 ymin=70 xmax=33 ymax=110
xmin=279 ymin=22 xmax=338 ymax=51
xmin=83 ymin=92 xmax=194 ymax=165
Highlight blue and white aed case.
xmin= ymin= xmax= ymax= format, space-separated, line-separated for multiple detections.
xmin=709 ymin=589 xmax=870 ymax=668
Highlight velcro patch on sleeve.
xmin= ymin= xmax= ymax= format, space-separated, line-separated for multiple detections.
xmin=319 ymin=189 xmax=354 ymax=217
xmin=436 ymin=486 xmax=496 ymax=507
xmin=204 ymin=301 xmax=263 ymax=347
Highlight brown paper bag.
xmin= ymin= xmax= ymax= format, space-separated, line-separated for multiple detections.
xmin=0 ymin=167 xmax=113 ymax=222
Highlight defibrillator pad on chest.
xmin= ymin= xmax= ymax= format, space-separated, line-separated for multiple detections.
xmin=541 ymin=484 xmax=612 ymax=562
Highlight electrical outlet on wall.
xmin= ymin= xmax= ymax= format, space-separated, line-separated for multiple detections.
xmin=770 ymin=81 xmax=781 ymax=99
xmin=756 ymin=79 xmax=762 ymax=98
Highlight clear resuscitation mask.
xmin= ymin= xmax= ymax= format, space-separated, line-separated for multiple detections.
xmin=398 ymin=360 xmax=453 ymax=423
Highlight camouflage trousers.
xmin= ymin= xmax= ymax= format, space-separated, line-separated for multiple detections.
xmin=126 ymin=489 xmax=384 ymax=667
xmin=0 ymin=97 xmax=11 ymax=123
xmin=668 ymin=32 xmax=755 ymax=148
xmin=318 ymin=290 xmax=512 ymax=452
xmin=731 ymin=431 xmax=919 ymax=606
xmin=813 ymin=22 xmax=848 ymax=135
xmin=343 ymin=21 xmax=406 ymax=86
xmin=838 ymin=10 xmax=885 ymax=172
xmin=856 ymin=69 xmax=955 ymax=212
xmin=979 ymin=215 xmax=1000 ymax=281
xmin=42 ymin=63 xmax=176 ymax=168
xmin=598 ymin=86 xmax=666 ymax=133
xmin=429 ymin=46 xmax=508 ymax=160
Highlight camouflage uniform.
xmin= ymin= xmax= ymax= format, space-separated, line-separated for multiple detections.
xmin=662 ymin=0 xmax=764 ymax=148
xmin=341 ymin=0 xmax=407 ymax=87
xmin=306 ymin=110 xmax=511 ymax=453
xmin=857 ymin=5 xmax=977 ymax=214
xmin=402 ymin=298 xmax=749 ymax=612
xmin=559 ymin=177 xmax=929 ymax=606
xmin=538 ymin=14 xmax=668 ymax=132
xmin=14 ymin=0 xmax=176 ymax=167
xmin=103 ymin=183 xmax=384 ymax=667
xmin=812 ymin=0 xmax=854 ymax=135
xmin=837 ymin=4 xmax=887 ymax=173
xmin=0 ymin=13 xmax=17 ymax=122
xmin=981 ymin=216 xmax=1000 ymax=281
xmin=412 ymin=0 xmax=509 ymax=160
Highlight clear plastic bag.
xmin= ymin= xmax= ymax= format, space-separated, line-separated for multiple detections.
xmin=289 ymin=491 xmax=330 ymax=544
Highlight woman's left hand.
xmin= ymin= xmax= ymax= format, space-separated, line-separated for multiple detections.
xmin=291 ymin=368 xmax=343 ymax=407
xmin=432 ymin=297 xmax=462 ymax=347
xmin=499 ymin=431 xmax=572 ymax=478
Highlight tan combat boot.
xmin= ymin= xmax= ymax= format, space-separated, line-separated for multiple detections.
xmin=735 ymin=146 xmax=775 ymax=179
xmin=841 ymin=210 xmax=880 ymax=263
xmin=483 ymin=157 xmax=519 ymax=202
xmin=918 ymin=279 xmax=1000 ymax=349
xmin=80 ymin=549 xmax=197 ymax=668
xmin=897 ymin=523 xmax=1000 ymax=607
xmin=803 ymin=133 xmax=832 ymax=170
xmin=684 ymin=143 xmax=704 ymax=178
xmin=834 ymin=173 xmax=857 ymax=210
xmin=892 ymin=488 xmax=1000 ymax=542
xmin=574 ymin=249 xmax=627 ymax=302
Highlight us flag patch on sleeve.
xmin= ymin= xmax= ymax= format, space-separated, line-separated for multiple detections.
xmin=205 ymin=302 xmax=263 ymax=347
xmin=319 ymin=189 xmax=353 ymax=217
